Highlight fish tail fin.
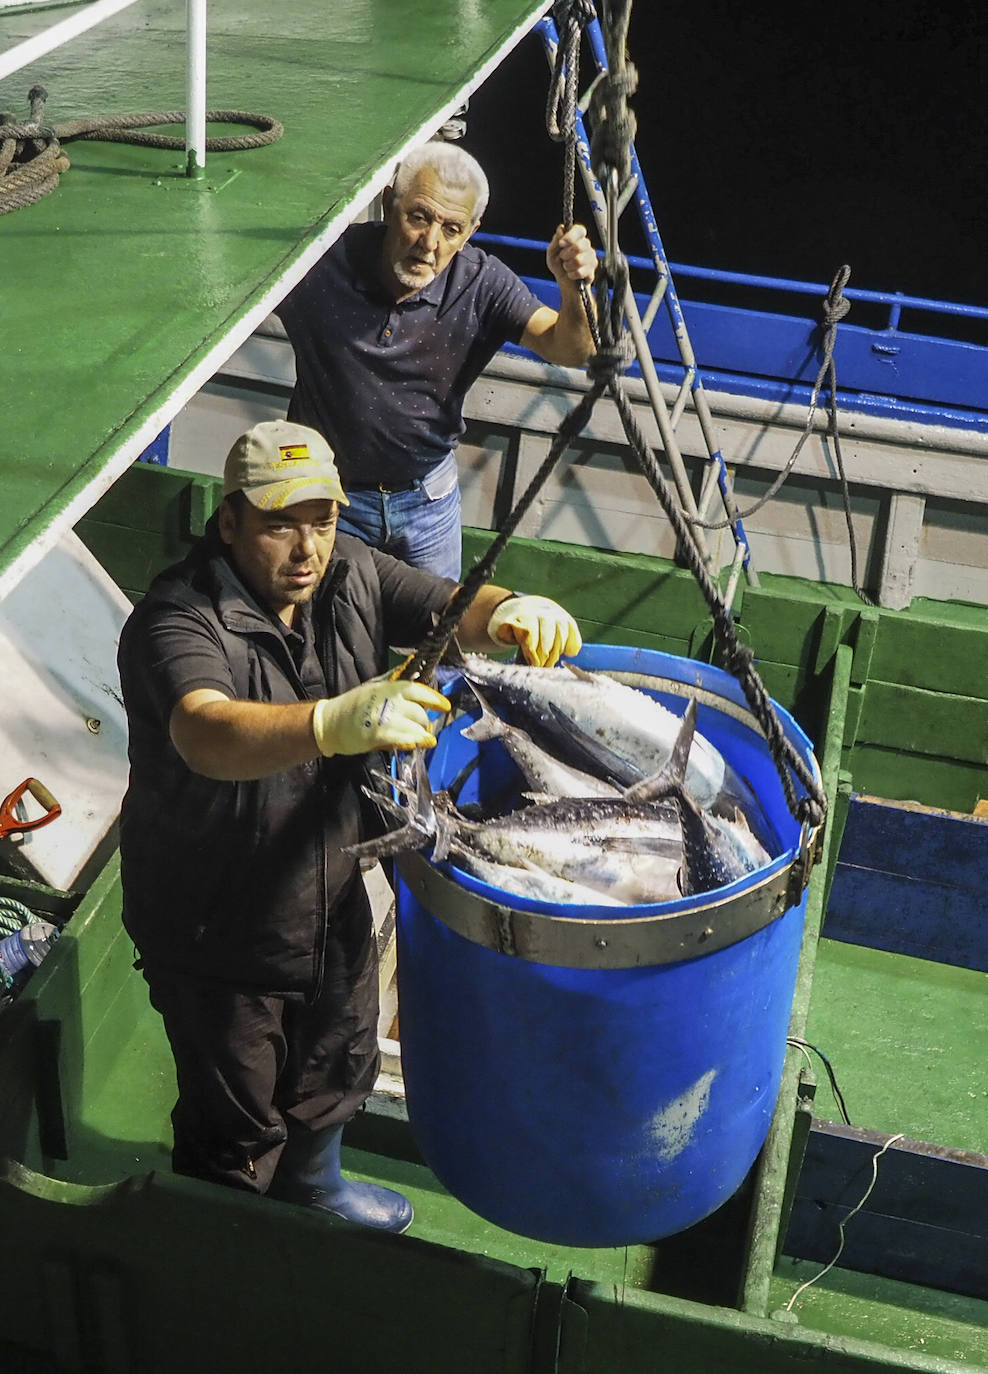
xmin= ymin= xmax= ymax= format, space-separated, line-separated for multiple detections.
xmin=342 ymin=749 xmax=437 ymax=861
xmin=432 ymin=797 xmax=458 ymax=863
xmin=411 ymin=747 xmax=436 ymax=825
xmin=623 ymin=699 xmax=700 ymax=809
xmin=368 ymin=766 xmax=413 ymax=800
xmin=620 ymin=699 xmax=713 ymax=896
xmin=360 ymin=786 xmax=407 ymax=824
xmin=460 ymin=681 xmax=503 ymax=743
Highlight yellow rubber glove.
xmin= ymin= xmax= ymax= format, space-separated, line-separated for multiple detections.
xmin=487 ymin=595 xmax=582 ymax=668
xmin=312 ymin=678 xmax=450 ymax=756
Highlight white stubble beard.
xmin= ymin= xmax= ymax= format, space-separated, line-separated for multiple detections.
xmin=392 ymin=255 xmax=436 ymax=291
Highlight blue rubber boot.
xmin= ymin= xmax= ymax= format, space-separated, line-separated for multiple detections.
xmin=268 ymin=1123 xmax=413 ymax=1234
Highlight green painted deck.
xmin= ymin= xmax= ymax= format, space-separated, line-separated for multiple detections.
xmin=0 ymin=0 xmax=548 ymax=597
xmin=807 ymin=939 xmax=988 ymax=1154
xmin=5 ymin=851 xmax=986 ymax=1369
xmin=769 ymin=1260 xmax=988 ymax=1368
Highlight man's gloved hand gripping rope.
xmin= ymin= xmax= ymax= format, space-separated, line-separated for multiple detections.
xmin=312 ymin=593 xmax=581 ymax=758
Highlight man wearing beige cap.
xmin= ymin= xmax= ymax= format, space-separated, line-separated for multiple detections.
xmin=116 ymin=419 xmax=581 ymax=1233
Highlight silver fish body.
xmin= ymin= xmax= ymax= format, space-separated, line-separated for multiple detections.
xmin=461 ymin=683 xmax=619 ymax=799
xmin=436 ymin=793 xmax=685 ymax=906
xmin=449 ymin=843 xmax=626 ymax=907
xmin=458 ymin=655 xmax=773 ymax=844
xmin=345 ymin=692 xmax=774 ymax=907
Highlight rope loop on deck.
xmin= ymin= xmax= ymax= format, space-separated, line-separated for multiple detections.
xmin=61 ymin=108 xmax=284 ymax=152
xmin=0 ymin=86 xmax=284 ymax=216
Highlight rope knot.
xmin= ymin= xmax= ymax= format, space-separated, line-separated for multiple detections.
xmin=551 ymin=0 xmax=595 ymax=27
xmin=588 ymin=66 xmax=638 ymax=185
xmin=821 ymin=265 xmax=851 ymax=328
xmin=586 ymin=334 xmax=635 ymax=386
xmin=796 ymin=796 xmax=827 ymax=829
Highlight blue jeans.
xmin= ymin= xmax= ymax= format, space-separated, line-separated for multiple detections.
xmin=338 ymin=452 xmax=462 ymax=580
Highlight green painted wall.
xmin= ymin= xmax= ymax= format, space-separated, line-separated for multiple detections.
xmin=72 ymin=464 xmax=988 ymax=813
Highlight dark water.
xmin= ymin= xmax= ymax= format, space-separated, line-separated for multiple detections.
xmin=465 ymin=2 xmax=988 ymax=312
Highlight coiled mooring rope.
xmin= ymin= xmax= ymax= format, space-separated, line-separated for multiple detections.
xmin=0 ymin=85 xmax=283 ymax=216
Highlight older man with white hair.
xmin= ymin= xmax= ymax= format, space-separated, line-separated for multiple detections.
xmin=277 ymin=141 xmax=596 ymax=578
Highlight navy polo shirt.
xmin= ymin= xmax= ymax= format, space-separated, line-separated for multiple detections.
xmin=277 ymin=221 xmax=543 ymax=486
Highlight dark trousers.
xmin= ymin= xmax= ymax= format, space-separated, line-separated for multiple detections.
xmin=143 ymin=878 xmax=380 ymax=1194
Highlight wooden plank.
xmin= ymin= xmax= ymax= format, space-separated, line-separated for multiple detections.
xmin=857 ymin=682 xmax=988 ymax=762
xmin=877 ymin=492 xmax=926 ymax=611
xmin=826 ymin=865 xmax=986 ymax=971
xmin=847 ymin=744 xmax=988 ymax=816
xmin=824 ymin=794 xmax=988 ymax=971
xmin=514 ymin=276 xmax=988 ymax=420
xmin=784 ymin=1122 xmax=988 ymax=1301
xmin=77 ymin=466 xmax=222 ymax=599
xmin=869 ymin=616 xmax=988 ymax=701
xmin=460 ymin=530 xmax=712 ymax=640
xmin=834 ymin=794 xmax=988 ymax=885
xmin=741 ymin=597 xmax=850 ymax=676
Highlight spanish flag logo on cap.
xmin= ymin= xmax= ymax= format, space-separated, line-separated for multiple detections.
xmin=276 ymin=443 xmax=311 ymax=466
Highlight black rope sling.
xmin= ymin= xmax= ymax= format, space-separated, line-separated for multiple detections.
xmin=400 ymin=0 xmax=827 ymax=831
xmin=0 ymin=86 xmax=283 ymax=215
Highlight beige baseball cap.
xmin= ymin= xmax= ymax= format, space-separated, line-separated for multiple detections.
xmin=223 ymin=421 xmax=349 ymax=510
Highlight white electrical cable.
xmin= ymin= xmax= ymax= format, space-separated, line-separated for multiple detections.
xmin=785 ymin=1132 xmax=906 ymax=1311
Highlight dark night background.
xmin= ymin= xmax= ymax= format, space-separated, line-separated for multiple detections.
xmin=464 ymin=1 xmax=988 ymax=319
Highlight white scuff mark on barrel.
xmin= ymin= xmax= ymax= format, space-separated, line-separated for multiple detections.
xmin=648 ymin=1068 xmax=717 ymax=1160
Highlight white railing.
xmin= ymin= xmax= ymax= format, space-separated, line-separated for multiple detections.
xmin=0 ymin=0 xmax=208 ymax=175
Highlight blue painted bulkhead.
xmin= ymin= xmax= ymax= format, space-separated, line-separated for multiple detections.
xmin=508 ymin=260 xmax=988 ymax=432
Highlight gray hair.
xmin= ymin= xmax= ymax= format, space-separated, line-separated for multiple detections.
xmin=392 ymin=142 xmax=489 ymax=222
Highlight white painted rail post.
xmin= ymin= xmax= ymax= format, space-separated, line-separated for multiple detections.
xmin=186 ymin=0 xmax=207 ymax=177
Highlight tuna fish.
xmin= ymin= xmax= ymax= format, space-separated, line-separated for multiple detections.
xmin=455 ymin=655 xmax=774 ymax=846
xmin=626 ymin=699 xmax=772 ymax=895
xmin=460 ymin=680 xmax=619 ymax=800
xmin=431 ymin=789 xmax=686 ymax=906
xmin=448 ymin=843 xmax=626 ymax=907
xmin=347 ymin=699 xmax=773 ymax=905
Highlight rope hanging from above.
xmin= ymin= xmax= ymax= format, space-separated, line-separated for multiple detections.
xmin=686 ymin=265 xmax=876 ymax=607
xmin=399 ymin=0 xmax=827 ymax=832
xmin=0 ymin=85 xmax=284 ymax=216
xmin=568 ymin=0 xmax=826 ymax=828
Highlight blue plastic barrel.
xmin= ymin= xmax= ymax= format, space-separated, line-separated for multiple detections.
xmin=395 ymin=645 xmax=820 ymax=1247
